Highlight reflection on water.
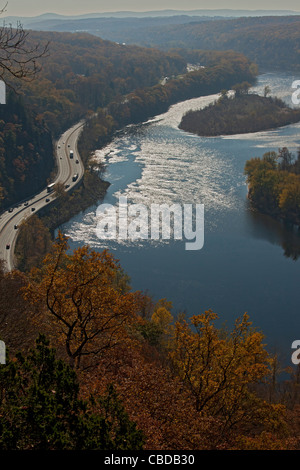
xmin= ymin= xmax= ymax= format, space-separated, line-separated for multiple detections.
xmin=246 ymin=208 xmax=300 ymax=261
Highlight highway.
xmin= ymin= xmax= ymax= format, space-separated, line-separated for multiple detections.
xmin=0 ymin=119 xmax=85 ymax=271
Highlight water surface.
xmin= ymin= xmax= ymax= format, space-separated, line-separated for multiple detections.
xmin=63 ymin=72 xmax=300 ymax=359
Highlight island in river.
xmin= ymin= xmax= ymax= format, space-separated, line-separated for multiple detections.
xmin=178 ymin=91 xmax=300 ymax=136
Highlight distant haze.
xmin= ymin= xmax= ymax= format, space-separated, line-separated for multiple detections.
xmin=2 ymin=1 xmax=300 ymax=17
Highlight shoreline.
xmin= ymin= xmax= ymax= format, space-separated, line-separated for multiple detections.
xmin=179 ymin=94 xmax=300 ymax=137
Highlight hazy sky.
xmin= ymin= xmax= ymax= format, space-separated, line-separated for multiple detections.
xmin=2 ymin=0 xmax=300 ymax=17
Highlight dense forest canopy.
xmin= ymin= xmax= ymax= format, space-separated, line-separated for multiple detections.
xmin=0 ymin=29 xmax=257 ymax=211
xmin=57 ymin=15 xmax=300 ymax=72
xmin=15 ymin=30 xmax=187 ymax=136
xmin=1 ymin=234 xmax=300 ymax=450
xmin=78 ymin=50 xmax=257 ymax=169
xmin=0 ymin=30 xmax=187 ymax=209
xmin=2 ymin=16 xmax=300 ymax=452
xmin=245 ymin=148 xmax=300 ymax=227
xmin=179 ymin=92 xmax=300 ymax=136
xmin=0 ymin=92 xmax=53 ymax=208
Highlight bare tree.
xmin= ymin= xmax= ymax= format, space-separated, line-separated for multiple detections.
xmin=0 ymin=2 xmax=49 ymax=86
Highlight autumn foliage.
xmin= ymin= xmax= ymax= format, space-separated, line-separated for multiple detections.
xmin=245 ymin=148 xmax=300 ymax=226
xmin=24 ymin=232 xmax=141 ymax=369
xmin=1 ymin=235 xmax=300 ymax=450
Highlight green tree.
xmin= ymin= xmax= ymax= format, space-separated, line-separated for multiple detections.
xmin=0 ymin=335 xmax=144 ymax=450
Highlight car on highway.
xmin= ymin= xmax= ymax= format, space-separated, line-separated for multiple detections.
xmin=65 ymin=184 xmax=70 ymax=189
xmin=76 ymin=159 xmax=79 ymax=164
xmin=31 ymin=207 xmax=35 ymax=212
xmin=46 ymin=198 xmax=50 ymax=202
xmin=6 ymin=244 xmax=10 ymax=249
xmin=8 ymin=208 xmax=13 ymax=213
xmin=24 ymin=202 xmax=29 ymax=206
xmin=14 ymin=224 xmax=18 ymax=229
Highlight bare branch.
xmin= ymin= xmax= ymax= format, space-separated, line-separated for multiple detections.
xmin=0 ymin=11 xmax=49 ymax=88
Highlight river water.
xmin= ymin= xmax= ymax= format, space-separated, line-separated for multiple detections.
xmin=63 ymin=72 xmax=300 ymax=360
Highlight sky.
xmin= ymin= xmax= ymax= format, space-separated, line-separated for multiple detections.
xmin=2 ymin=0 xmax=300 ymax=17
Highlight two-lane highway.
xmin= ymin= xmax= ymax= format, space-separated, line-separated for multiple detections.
xmin=0 ymin=119 xmax=85 ymax=271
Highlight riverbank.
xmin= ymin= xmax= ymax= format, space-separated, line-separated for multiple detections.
xmin=245 ymin=148 xmax=300 ymax=228
xmin=60 ymin=71 xmax=300 ymax=357
xmin=14 ymin=53 xmax=258 ymax=271
xmin=14 ymin=170 xmax=109 ymax=271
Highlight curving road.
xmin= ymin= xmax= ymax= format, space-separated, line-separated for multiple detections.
xmin=0 ymin=119 xmax=85 ymax=271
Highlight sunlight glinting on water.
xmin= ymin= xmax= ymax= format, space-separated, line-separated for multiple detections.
xmin=67 ymin=96 xmax=242 ymax=247
xmin=62 ymin=72 xmax=300 ymax=351
xmin=65 ymin=72 xmax=300 ymax=250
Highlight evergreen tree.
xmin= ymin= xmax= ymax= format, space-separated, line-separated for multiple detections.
xmin=0 ymin=335 xmax=144 ymax=450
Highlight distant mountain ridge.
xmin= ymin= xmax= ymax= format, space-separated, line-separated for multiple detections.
xmin=2 ymin=8 xmax=300 ymax=27
xmin=20 ymin=16 xmax=218 ymax=35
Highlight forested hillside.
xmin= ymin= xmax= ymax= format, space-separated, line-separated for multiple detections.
xmin=79 ymin=50 xmax=258 ymax=159
xmin=0 ymin=93 xmax=53 ymax=210
xmin=1 ymin=233 xmax=300 ymax=450
xmin=1 ymin=31 xmax=257 ymax=212
xmin=2 ymin=21 xmax=300 ymax=453
xmin=0 ymin=30 xmax=186 ymax=210
xmin=76 ymin=15 xmax=300 ymax=71
xmin=15 ymin=31 xmax=187 ymax=136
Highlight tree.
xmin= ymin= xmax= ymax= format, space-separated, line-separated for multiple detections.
xmin=278 ymin=147 xmax=293 ymax=171
xmin=150 ymin=298 xmax=174 ymax=347
xmin=0 ymin=263 xmax=40 ymax=355
xmin=0 ymin=2 xmax=49 ymax=86
xmin=134 ymin=298 xmax=174 ymax=348
xmin=170 ymin=310 xmax=285 ymax=437
xmin=53 ymin=182 xmax=67 ymax=200
xmin=279 ymin=179 xmax=300 ymax=221
xmin=0 ymin=335 xmax=144 ymax=450
xmin=232 ymin=81 xmax=251 ymax=96
xmin=15 ymin=215 xmax=53 ymax=272
xmin=264 ymin=85 xmax=271 ymax=97
xmin=24 ymin=232 xmax=140 ymax=368
xmin=245 ymin=149 xmax=300 ymax=226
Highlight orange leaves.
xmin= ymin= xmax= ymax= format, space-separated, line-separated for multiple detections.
xmin=169 ymin=310 xmax=284 ymax=435
xmin=24 ymin=232 xmax=140 ymax=368
xmin=233 ymin=431 xmax=290 ymax=450
xmin=245 ymin=149 xmax=300 ymax=227
xmin=17 ymin=234 xmax=290 ymax=448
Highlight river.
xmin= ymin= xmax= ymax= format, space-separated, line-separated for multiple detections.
xmin=62 ymin=71 xmax=300 ymax=360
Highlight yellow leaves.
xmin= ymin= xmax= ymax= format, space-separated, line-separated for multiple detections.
xmin=169 ymin=309 xmax=279 ymax=431
xmin=151 ymin=299 xmax=174 ymax=337
xmin=245 ymin=150 xmax=300 ymax=226
xmin=279 ymin=178 xmax=300 ymax=212
xmin=23 ymin=232 xmax=140 ymax=368
xmin=233 ymin=431 xmax=289 ymax=450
